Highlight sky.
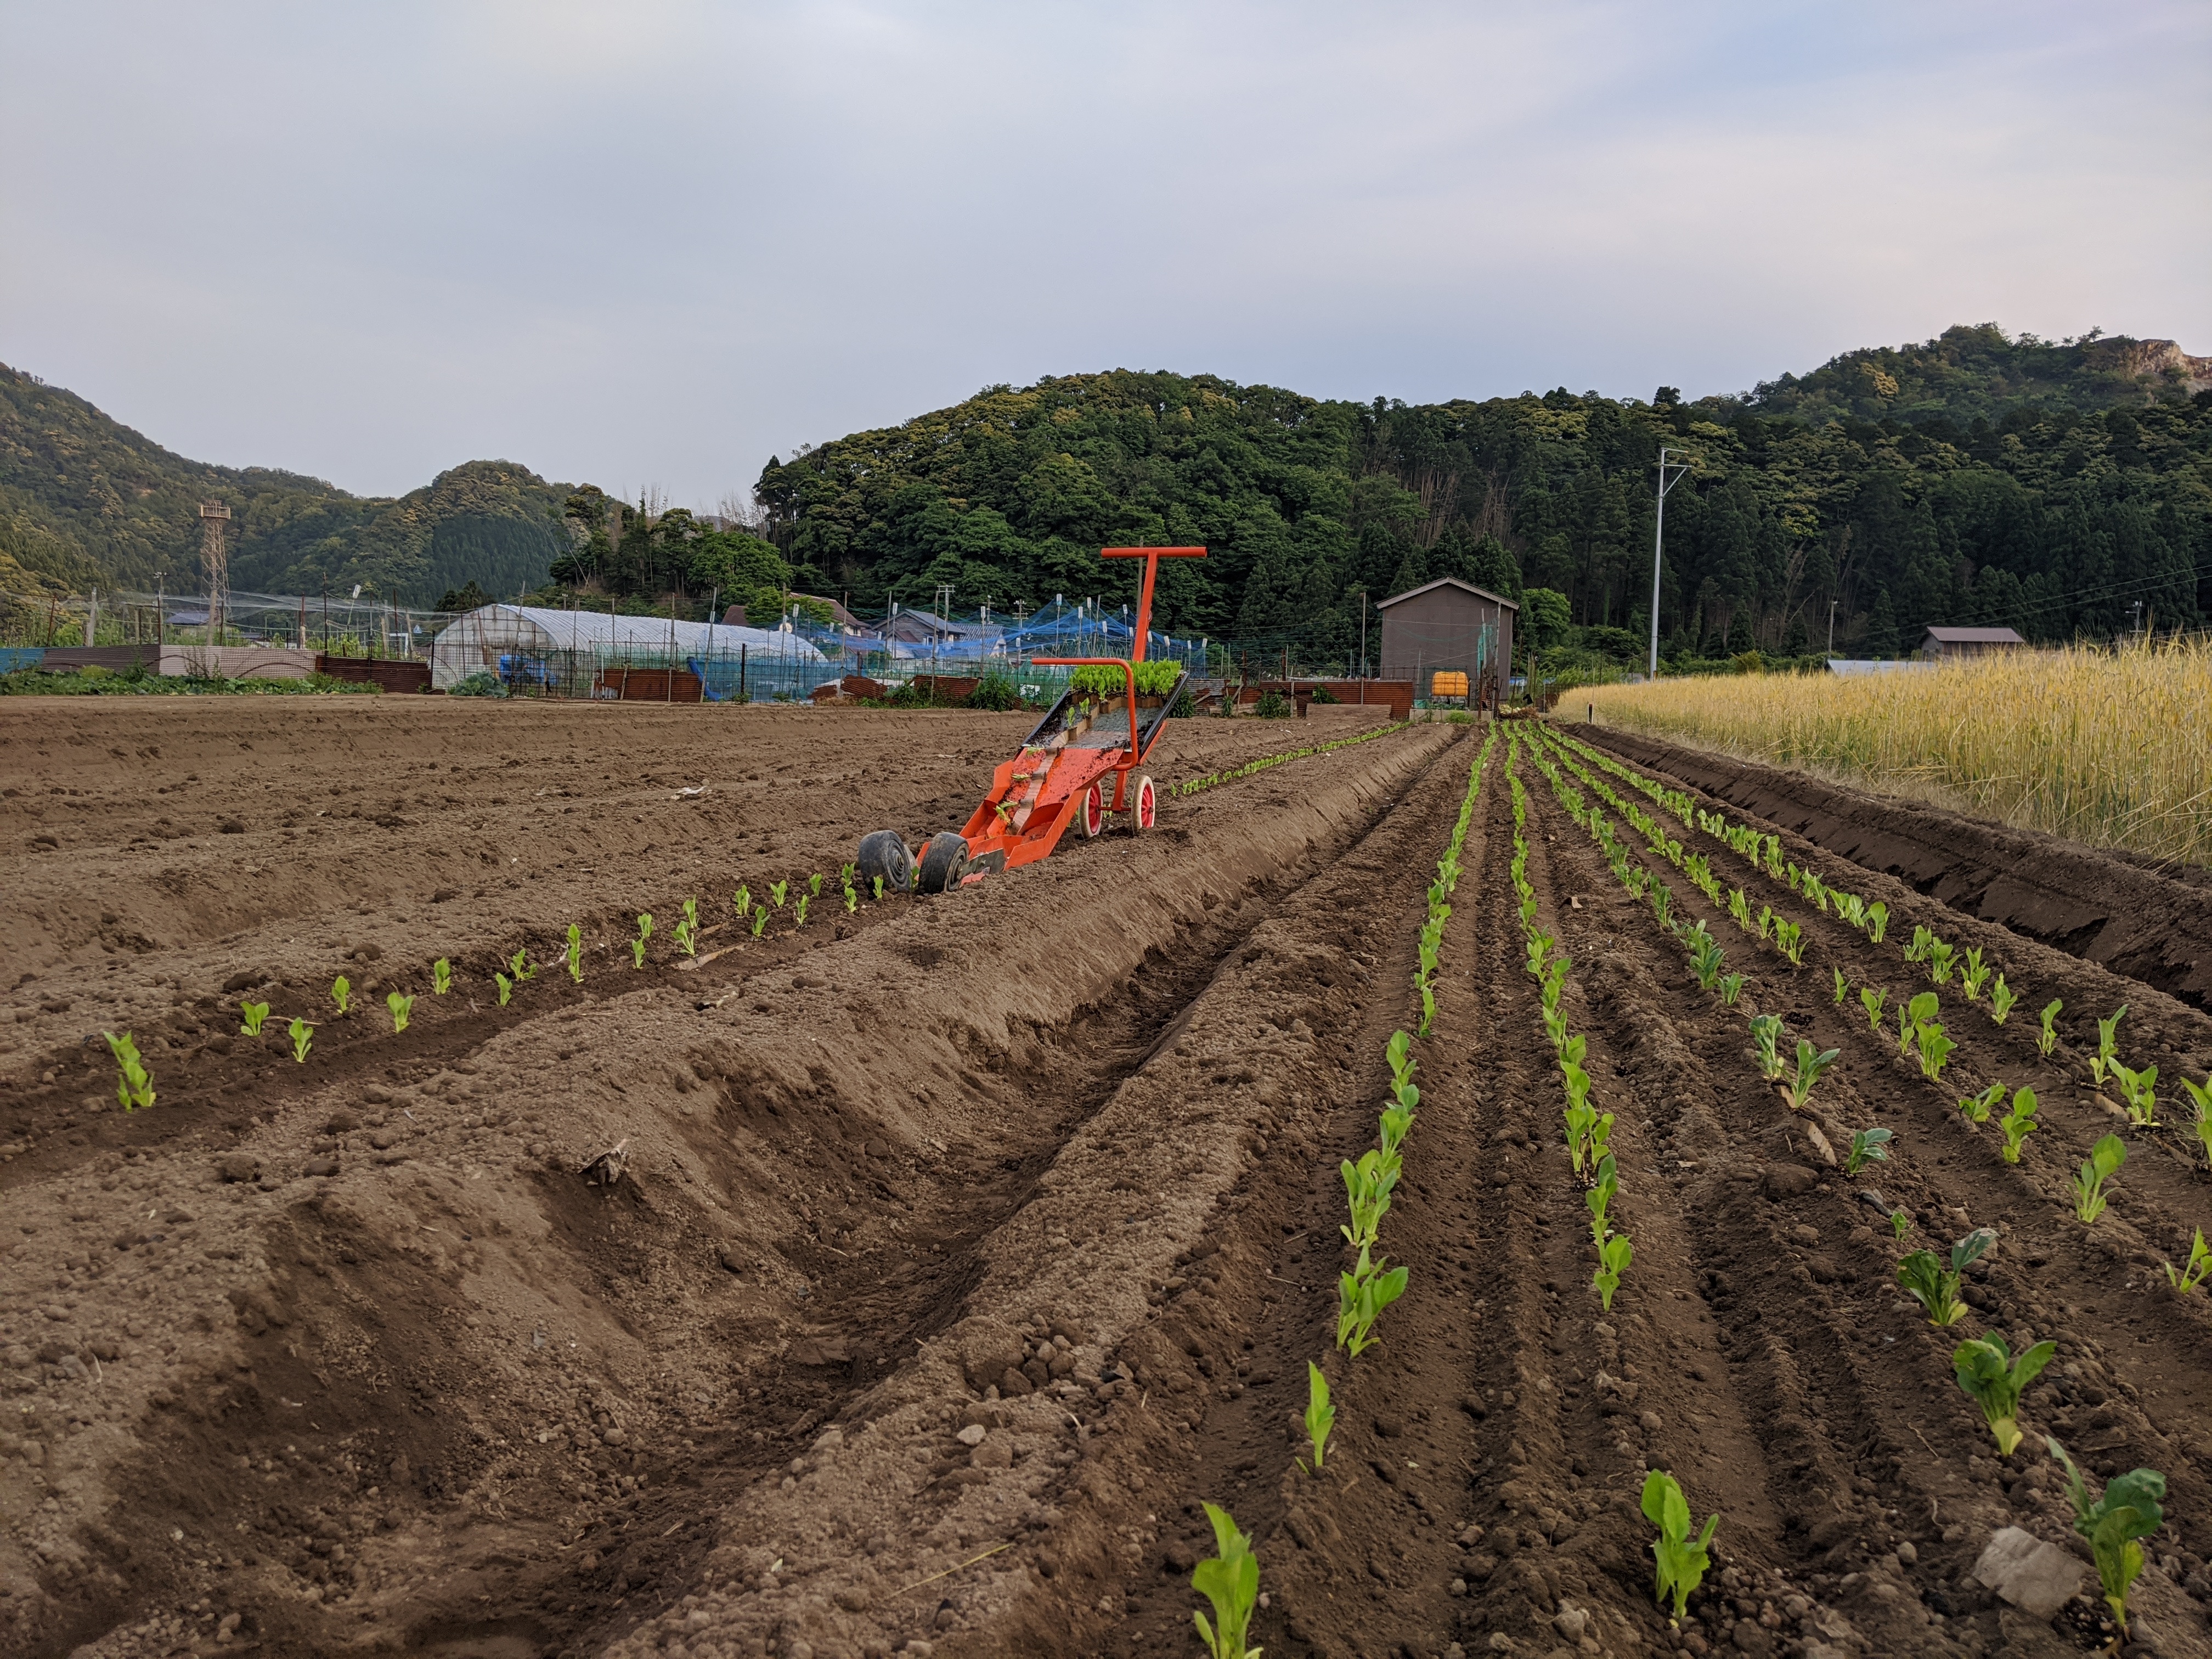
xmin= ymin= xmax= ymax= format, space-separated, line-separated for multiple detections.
xmin=4 ymin=1 xmax=2208 ymax=507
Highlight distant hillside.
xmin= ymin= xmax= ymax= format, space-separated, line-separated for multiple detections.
xmin=0 ymin=364 xmax=567 ymax=602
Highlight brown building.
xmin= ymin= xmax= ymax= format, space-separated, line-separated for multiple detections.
xmin=1375 ymin=577 xmax=1517 ymax=707
xmin=1917 ymin=625 xmax=2025 ymax=660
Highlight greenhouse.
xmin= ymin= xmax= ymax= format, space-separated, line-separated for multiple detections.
xmin=429 ymin=605 xmax=830 ymax=699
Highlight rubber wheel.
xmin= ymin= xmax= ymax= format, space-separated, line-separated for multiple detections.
xmin=1075 ymin=781 xmax=1105 ymax=839
xmin=1128 ymin=772 xmax=1157 ymax=832
xmin=915 ymin=831 xmax=970 ymax=895
xmin=855 ymin=829 xmax=913 ymax=897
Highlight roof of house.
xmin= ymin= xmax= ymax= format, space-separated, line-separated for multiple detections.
xmin=1922 ymin=626 xmax=2026 ymax=645
xmin=1375 ymin=575 xmax=1520 ymax=612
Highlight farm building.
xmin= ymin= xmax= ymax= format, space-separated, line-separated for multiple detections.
xmin=1917 ymin=625 xmax=2025 ymax=659
xmin=429 ymin=605 xmax=826 ymax=697
xmin=1374 ymin=577 xmax=1517 ymax=707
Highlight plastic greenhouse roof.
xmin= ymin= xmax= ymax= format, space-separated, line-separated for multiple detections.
xmin=435 ymin=605 xmax=828 ymax=661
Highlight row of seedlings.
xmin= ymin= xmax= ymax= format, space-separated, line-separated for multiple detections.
xmin=1528 ymin=727 xmax=2173 ymax=1643
xmin=1175 ymin=719 xmax=1407 ymax=798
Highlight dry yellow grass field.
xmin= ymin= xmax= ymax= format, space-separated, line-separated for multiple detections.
xmin=1583 ymin=639 xmax=2212 ymax=868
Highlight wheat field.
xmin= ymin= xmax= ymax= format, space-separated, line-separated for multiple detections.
xmin=1581 ymin=639 xmax=2212 ymax=869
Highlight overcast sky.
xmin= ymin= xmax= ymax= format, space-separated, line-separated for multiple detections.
xmin=5 ymin=1 xmax=2208 ymax=506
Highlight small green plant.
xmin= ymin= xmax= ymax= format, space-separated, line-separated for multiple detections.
xmin=1748 ymin=1014 xmax=1787 ymax=1082
xmin=1951 ymin=1331 xmax=2055 ymax=1455
xmin=1865 ymin=901 xmax=1888 ymax=944
xmin=239 ymin=1000 xmax=269 ymax=1037
xmin=2049 ymin=1439 xmax=2165 ymax=1642
xmin=1904 ymin=924 xmax=1933 ymax=963
xmin=2110 ymin=1059 xmax=2160 ymax=1126
xmin=566 ymin=922 xmax=584 ymax=983
xmin=1927 ymin=938 xmax=1956 ymax=985
xmin=2185 ymin=1075 xmax=2212 ymax=1168
xmin=495 ymin=972 xmax=514 ymax=1007
xmin=331 ymin=973 xmax=352 ymax=1015
xmin=387 ymin=991 xmax=413 ymax=1033
xmin=2072 ymin=1133 xmax=2126 ymax=1223
xmin=1989 ymin=974 xmax=2016 ymax=1023
xmin=1585 ymin=1153 xmax=1618 ymax=1248
xmin=751 ymin=906 xmax=769 ymax=938
xmin=1784 ymin=1040 xmax=1840 ymax=1112
xmin=1774 ymin=918 xmax=1805 ymax=967
xmin=1688 ymin=926 xmax=1725 ymax=991
xmin=2165 ymin=1228 xmax=2212 ymax=1295
xmin=805 ymin=872 xmax=822 ymax=900
xmin=103 ymin=1031 xmax=155 ymax=1111
xmin=1756 ymin=903 xmax=1774 ymax=943
xmin=843 ymin=880 xmax=859 ymax=915
xmin=794 ymin=893 xmax=811 ymax=928
xmin=2035 ymin=997 xmax=2063 ymax=1057
xmin=734 ymin=885 xmax=752 ymax=918
xmin=1335 ymin=1245 xmax=1408 ymax=1355
xmin=1957 ymin=1081 xmax=2006 ymax=1125
xmin=770 ymin=879 xmax=789 ymax=909
xmin=1719 ymin=972 xmax=1745 ymax=1006
xmin=1911 ymin=996 xmax=1955 ymax=1084
xmin=1640 ymin=1470 xmax=1718 ymax=1622
xmin=2090 ymin=1003 xmax=2128 ymax=1087
xmin=1190 ymin=1502 xmax=1261 ymax=1659
xmin=1897 ymin=1228 xmax=1994 ymax=1326
xmin=509 ymin=946 xmax=535 ymax=982
xmin=1302 ymin=1361 xmax=1334 ymax=1472
xmin=1960 ymin=947 xmax=1991 ymax=1001
xmin=1728 ymin=888 xmax=1752 ymax=932
xmin=1832 ymin=966 xmax=1848 ymax=1006
xmin=631 ymin=912 xmax=653 ymax=968
xmin=433 ymin=957 xmax=452 ymax=996
xmin=1998 ymin=1086 xmax=2039 ymax=1163
xmin=1340 ymin=1150 xmax=1398 ymax=1249
xmin=1890 ymin=1208 xmax=1911 ymax=1241
xmin=1860 ymin=985 xmax=1888 ymax=1032
xmin=1844 ymin=1126 xmax=1892 ymax=1176
xmin=872 ymin=874 xmax=885 ymax=901
xmin=1593 ymin=1232 xmax=1632 ymax=1311
xmin=675 ymin=897 xmax=700 ymax=956
xmin=288 ymin=1016 xmax=314 ymax=1063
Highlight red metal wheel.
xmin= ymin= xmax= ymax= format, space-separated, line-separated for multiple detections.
xmin=1129 ymin=772 xmax=1157 ymax=832
xmin=1077 ymin=780 xmax=1105 ymax=839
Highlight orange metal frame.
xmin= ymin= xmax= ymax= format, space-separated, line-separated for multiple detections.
xmin=953 ymin=546 xmax=1204 ymax=872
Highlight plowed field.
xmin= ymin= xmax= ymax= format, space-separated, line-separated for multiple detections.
xmin=4 ymin=700 xmax=2212 ymax=1659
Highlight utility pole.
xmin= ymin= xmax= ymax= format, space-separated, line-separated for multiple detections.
xmin=1827 ymin=598 xmax=1838 ymax=656
xmin=1648 ymin=447 xmax=1693 ymax=678
xmin=1354 ymin=584 xmax=1368 ymax=680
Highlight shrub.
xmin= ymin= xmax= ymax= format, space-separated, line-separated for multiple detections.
xmin=1254 ymin=689 xmax=1291 ymax=719
xmin=966 ymin=670 xmax=1020 ymax=711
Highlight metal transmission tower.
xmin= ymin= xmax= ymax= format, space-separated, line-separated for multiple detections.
xmin=1647 ymin=448 xmax=1694 ymax=678
xmin=198 ymin=501 xmax=233 ymax=644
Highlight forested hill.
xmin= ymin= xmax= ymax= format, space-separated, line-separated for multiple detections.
xmin=759 ymin=324 xmax=2212 ymax=662
xmin=0 ymin=364 xmax=567 ymax=603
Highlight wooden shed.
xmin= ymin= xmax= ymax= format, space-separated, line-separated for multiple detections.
xmin=1375 ymin=577 xmax=1517 ymax=708
xmin=1917 ymin=626 xmax=2025 ymax=660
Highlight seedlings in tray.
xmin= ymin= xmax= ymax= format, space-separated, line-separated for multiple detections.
xmin=1961 ymin=947 xmax=1991 ymax=1001
xmin=631 ymin=912 xmax=653 ymax=968
xmin=1897 ymin=1227 xmax=1994 ymax=1325
xmin=1720 ymin=973 xmax=1746 ymax=1007
xmin=1748 ymin=1014 xmax=1787 ymax=1082
xmin=1784 ymin=1040 xmax=1840 ymax=1111
xmin=1302 ymin=1362 xmax=1334 ymax=1472
xmin=2109 ymin=1060 xmax=2159 ymax=1126
xmin=1190 ymin=1501 xmax=1261 ymax=1659
xmin=1989 ymin=974 xmax=2016 ymax=1024
xmin=331 ymin=974 xmax=353 ymax=1016
xmin=1844 ymin=1126 xmax=1892 ymax=1176
xmin=2072 ymin=1133 xmax=2126 ymax=1223
xmin=387 ymin=991 xmax=413 ymax=1032
xmin=1860 ymin=985 xmax=1888 ymax=1032
xmin=1865 ymin=901 xmax=1888 ymax=944
xmin=288 ymin=1017 xmax=314 ymax=1064
xmin=675 ymin=898 xmax=700 ymax=956
xmin=2036 ymin=997 xmax=2063 ymax=1057
xmin=1335 ymin=1245 xmax=1408 ymax=1356
xmin=734 ymin=885 xmax=752 ymax=918
xmin=103 ymin=1031 xmax=155 ymax=1111
xmin=1593 ymin=1232 xmax=1632 ymax=1311
xmin=1688 ymin=926 xmax=1725 ymax=991
xmin=566 ymin=922 xmax=584 ymax=983
xmin=1951 ymin=1331 xmax=2055 ymax=1456
xmin=1998 ymin=1087 xmax=2040 ymax=1163
xmin=239 ymin=1000 xmax=269 ymax=1037
xmin=1957 ymin=1081 xmax=2007 ymax=1125
xmin=2164 ymin=1229 xmax=2212 ymax=1295
xmin=2091 ymin=1005 xmax=2129 ymax=1088
xmin=2049 ymin=1440 xmax=2166 ymax=1643
xmin=1832 ymin=966 xmax=1849 ymax=1006
xmin=433 ymin=957 xmax=452 ymax=995
xmin=769 ymin=879 xmax=789 ymax=909
xmin=1641 ymin=1470 xmax=1718 ymax=1621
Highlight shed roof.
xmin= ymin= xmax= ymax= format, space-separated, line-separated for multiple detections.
xmin=1921 ymin=626 xmax=2025 ymax=645
xmin=1375 ymin=575 xmax=1520 ymax=612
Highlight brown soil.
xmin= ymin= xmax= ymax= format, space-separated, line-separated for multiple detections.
xmin=6 ymin=699 xmax=2212 ymax=1659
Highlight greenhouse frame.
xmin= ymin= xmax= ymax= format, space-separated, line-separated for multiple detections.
xmin=429 ymin=605 xmax=831 ymax=699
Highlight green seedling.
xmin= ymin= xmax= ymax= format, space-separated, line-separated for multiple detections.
xmin=1865 ymin=901 xmax=1889 ymax=944
xmin=872 ymin=874 xmax=885 ymax=901
xmin=734 ymin=885 xmax=752 ymax=918
xmin=2165 ymin=1229 xmax=2212 ymax=1295
xmin=794 ymin=893 xmax=811 ymax=928
xmin=1999 ymin=1087 xmax=2039 ymax=1163
xmin=1641 ymin=1470 xmax=1718 ymax=1622
xmin=1832 ymin=966 xmax=1849 ymax=1006
xmin=631 ymin=912 xmax=653 ymax=968
xmin=433 ymin=957 xmax=452 ymax=995
xmin=1335 ymin=1245 xmax=1408 ymax=1356
xmin=1593 ymin=1232 xmax=1632 ymax=1311
xmin=1748 ymin=1014 xmax=1787 ymax=1082
xmin=103 ymin=1030 xmax=155 ymax=1111
xmin=1927 ymin=938 xmax=1956 ymax=985
xmin=1844 ymin=1126 xmax=1892 ymax=1176
xmin=509 ymin=947 xmax=535 ymax=982
xmin=2037 ymin=997 xmax=2063 ymax=1057
xmin=495 ymin=971 xmax=514 ymax=1006
xmin=2049 ymin=1439 xmax=2165 ymax=1641
xmin=1719 ymin=973 xmax=1745 ymax=1007
xmin=1952 ymin=1331 xmax=2055 ymax=1456
xmin=331 ymin=974 xmax=352 ymax=1016
xmin=1904 ymin=925 xmax=1933 ymax=964
xmin=1860 ymin=985 xmax=1888 ymax=1032
xmin=1904 ymin=992 xmax=1950 ymax=1081
xmin=1340 ymin=1149 xmax=1399 ymax=1249
xmin=2091 ymin=1003 xmax=2128 ymax=1087
xmin=2110 ymin=1060 xmax=2159 ymax=1126
xmin=751 ymin=906 xmax=769 ymax=939
xmin=1302 ymin=1362 xmax=1334 ymax=1472
xmin=239 ymin=1000 xmax=269 ymax=1037
xmin=1651 ymin=884 xmax=1672 ymax=929
xmin=769 ymin=880 xmax=789 ymax=909
xmin=566 ymin=922 xmax=584 ymax=983
xmin=1897 ymin=1228 xmax=1994 ymax=1326
xmin=1586 ymin=1154 xmax=1618 ymax=1246
xmin=1890 ymin=1208 xmax=1911 ymax=1241
xmin=1774 ymin=918 xmax=1805 ymax=967
xmin=808 ymin=872 xmax=823 ymax=900
xmin=675 ymin=897 xmax=699 ymax=956
xmin=1989 ymin=974 xmax=2016 ymax=1024
xmin=2072 ymin=1133 xmax=2125 ymax=1223
xmin=288 ymin=1017 xmax=314 ymax=1063
xmin=1836 ymin=893 xmax=1867 ymax=929
xmin=843 ymin=881 xmax=859 ymax=915
xmin=387 ymin=991 xmax=413 ymax=1033
xmin=1785 ymin=1040 xmax=1841 ymax=1111
xmin=1756 ymin=904 xmax=1774 ymax=943
xmin=1190 ymin=1502 xmax=1261 ymax=1659
xmin=2185 ymin=1076 xmax=2212 ymax=1168
xmin=1728 ymin=889 xmax=1752 ymax=932
xmin=1957 ymin=1081 xmax=2006 ymax=1125
xmin=1961 ymin=947 xmax=1991 ymax=1001
xmin=1688 ymin=927 xmax=1725 ymax=991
